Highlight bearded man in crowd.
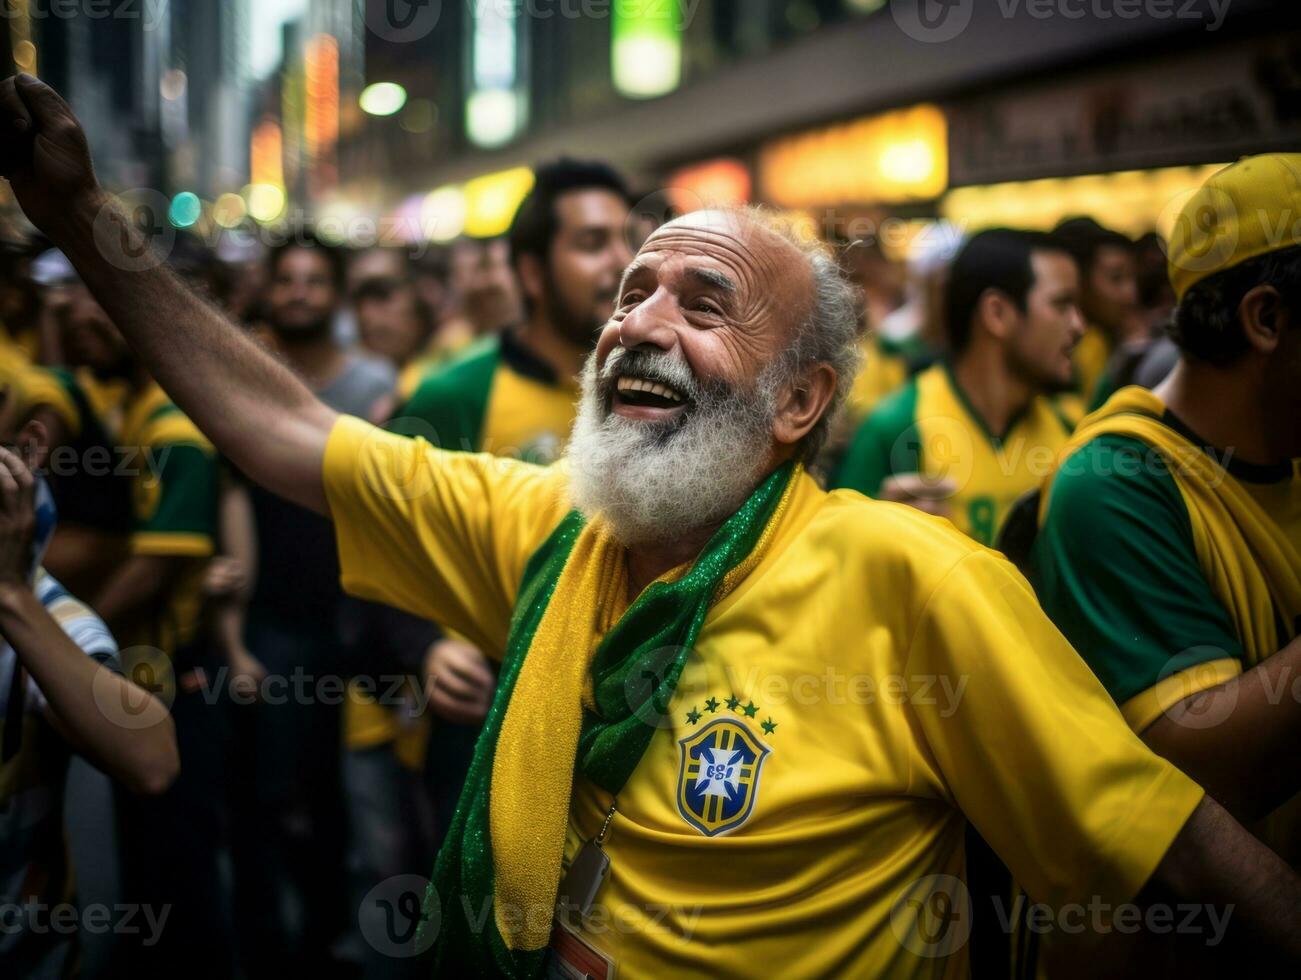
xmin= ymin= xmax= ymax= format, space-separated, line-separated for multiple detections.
xmin=3 ymin=73 xmax=1301 ymax=978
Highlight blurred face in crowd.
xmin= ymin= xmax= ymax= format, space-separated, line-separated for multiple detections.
xmin=267 ymin=246 xmax=339 ymax=339
xmin=61 ymin=284 xmax=131 ymax=377
xmin=568 ymin=210 xmax=824 ymax=543
xmin=356 ymin=281 xmax=430 ymax=366
xmin=1004 ymin=251 xmax=1085 ymax=392
xmin=465 ymin=239 xmax=522 ymax=335
xmin=525 ymin=188 xmax=634 ymax=347
xmin=1084 ymin=243 xmax=1139 ymax=333
xmin=347 ymin=248 xmax=407 ymax=295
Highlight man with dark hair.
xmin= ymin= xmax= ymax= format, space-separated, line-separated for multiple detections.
xmin=396 ymin=158 xmax=634 ymax=846
xmin=833 ymin=228 xmax=1082 ymax=546
xmin=1054 ymin=216 xmax=1140 ymax=409
xmin=1031 ymin=157 xmax=1301 ymax=969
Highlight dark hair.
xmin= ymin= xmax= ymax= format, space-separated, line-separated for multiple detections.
xmin=1169 ymin=243 xmax=1301 ymax=366
xmin=353 ymin=276 xmax=436 ymax=344
xmin=507 ymin=158 xmax=630 ymax=268
xmin=944 ymin=228 xmax=1071 ymax=351
xmin=1053 ymin=217 xmax=1133 ymax=275
xmin=268 ymin=230 xmax=346 ymax=291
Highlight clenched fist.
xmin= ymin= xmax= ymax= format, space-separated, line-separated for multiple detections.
xmin=0 ymin=74 xmax=101 ymax=237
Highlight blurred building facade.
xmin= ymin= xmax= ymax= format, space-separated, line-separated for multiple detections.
xmin=4 ymin=0 xmax=1301 ymax=250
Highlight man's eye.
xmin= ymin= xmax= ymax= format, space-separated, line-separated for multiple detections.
xmin=619 ymin=293 xmax=644 ymax=307
xmin=693 ymin=301 xmax=721 ymax=315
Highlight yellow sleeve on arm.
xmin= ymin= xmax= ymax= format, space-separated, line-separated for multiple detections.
xmin=904 ymin=550 xmax=1204 ymax=910
xmin=321 ymin=414 xmax=571 ymax=658
xmin=1120 ymin=658 xmax=1243 ymax=734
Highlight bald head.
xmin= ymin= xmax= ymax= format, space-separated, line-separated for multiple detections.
xmin=633 ymin=209 xmax=818 ymax=356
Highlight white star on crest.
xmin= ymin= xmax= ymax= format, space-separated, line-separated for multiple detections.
xmin=694 ymin=747 xmax=742 ymax=800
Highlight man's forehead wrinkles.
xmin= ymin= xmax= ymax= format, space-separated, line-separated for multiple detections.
xmin=633 ymin=241 xmax=760 ymax=292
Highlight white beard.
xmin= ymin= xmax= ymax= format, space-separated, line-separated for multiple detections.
xmin=566 ymin=347 xmax=782 ymax=545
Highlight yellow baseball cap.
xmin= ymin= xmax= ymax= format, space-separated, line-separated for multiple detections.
xmin=1167 ymin=153 xmax=1301 ymax=303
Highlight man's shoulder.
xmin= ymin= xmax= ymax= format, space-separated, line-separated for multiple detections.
xmin=1046 ymin=432 xmax=1186 ymax=532
xmin=135 ymin=399 xmax=214 ymax=454
xmin=859 ymin=370 xmax=922 ymax=437
xmin=408 ymin=336 xmax=501 ymax=402
xmin=814 ymin=488 xmax=987 ymax=583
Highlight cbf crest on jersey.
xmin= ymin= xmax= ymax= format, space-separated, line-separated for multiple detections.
xmin=677 ymin=717 xmax=770 ymax=837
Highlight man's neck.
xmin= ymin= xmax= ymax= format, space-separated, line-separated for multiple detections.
xmin=515 ymin=312 xmax=587 ymax=383
xmin=951 ymin=344 xmax=1034 ymax=440
xmin=272 ymin=330 xmax=346 ymax=392
xmin=1157 ymin=359 xmax=1293 ymax=466
xmin=625 ymin=524 xmax=722 ymax=599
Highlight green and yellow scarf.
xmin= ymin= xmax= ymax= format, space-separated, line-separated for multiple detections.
xmin=1040 ymin=386 xmax=1301 ymax=663
xmin=430 ymin=462 xmax=801 ymax=977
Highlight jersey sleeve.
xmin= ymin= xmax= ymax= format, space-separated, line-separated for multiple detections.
xmin=16 ymin=365 xmax=81 ymax=437
xmin=130 ymin=439 xmax=219 ymax=558
xmin=904 ymin=549 xmax=1204 ymax=910
xmin=1029 ymin=435 xmax=1244 ymax=731
xmin=830 ymin=380 xmax=919 ymax=496
xmin=321 ymin=414 xmax=571 ymax=658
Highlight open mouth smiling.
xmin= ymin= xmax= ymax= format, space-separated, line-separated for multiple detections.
xmin=611 ymin=374 xmax=692 ymax=421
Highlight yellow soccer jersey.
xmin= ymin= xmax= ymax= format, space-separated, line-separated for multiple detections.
xmin=347 ymin=331 xmax=580 ymax=753
xmin=116 ymin=383 xmax=219 ymax=657
xmin=833 ymin=362 xmax=1073 ymax=546
xmin=323 ymin=414 xmax=1203 ymax=979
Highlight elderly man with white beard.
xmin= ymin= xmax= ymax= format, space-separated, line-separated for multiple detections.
xmin=3 ymin=74 xmax=1301 ymax=979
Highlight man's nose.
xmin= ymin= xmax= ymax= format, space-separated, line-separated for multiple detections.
xmin=1069 ymin=306 xmax=1087 ymax=338
xmin=617 ymin=290 xmax=677 ymax=352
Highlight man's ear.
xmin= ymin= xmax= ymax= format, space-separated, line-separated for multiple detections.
xmin=1240 ymin=284 xmax=1286 ymax=354
xmin=17 ymin=418 xmax=49 ymax=473
xmin=515 ymin=254 xmax=546 ymax=307
xmin=773 ymin=362 xmax=837 ymax=450
xmin=976 ymin=288 xmax=1017 ymax=342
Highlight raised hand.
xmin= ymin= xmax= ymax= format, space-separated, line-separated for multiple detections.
xmin=0 ymin=74 xmax=100 ymax=236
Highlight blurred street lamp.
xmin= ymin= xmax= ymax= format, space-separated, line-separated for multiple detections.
xmin=612 ymin=0 xmax=681 ymax=99
xmin=360 ymin=82 xmax=408 ymax=117
xmin=212 ymin=193 xmax=247 ymax=229
xmin=245 ymin=183 xmax=287 ymax=223
xmin=168 ymin=192 xmax=202 ymax=229
xmin=422 ymin=186 xmax=467 ymax=242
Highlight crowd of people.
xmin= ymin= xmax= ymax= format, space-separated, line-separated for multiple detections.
xmin=0 ymin=72 xmax=1298 ymax=979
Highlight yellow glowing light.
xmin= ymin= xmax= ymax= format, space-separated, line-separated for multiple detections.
xmin=212 ymin=193 xmax=247 ymax=228
xmin=465 ymin=89 xmax=518 ymax=148
xmin=941 ymin=164 xmax=1229 ymax=239
xmin=421 ymin=186 xmax=467 ymax=242
xmin=666 ymin=159 xmax=751 ymax=214
xmin=245 ymin=183 xmax=286 ymax=223
xmin=759 ymin=104 xmax=948 ymax=207
xmin=463 ymin=167 xmax=535 ymax=238
xmin=250 ymin=119 xmax=285 ymax=190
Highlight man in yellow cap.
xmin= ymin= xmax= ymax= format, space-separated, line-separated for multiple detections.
xmin=1031 ymin=154 xmax=1301 ymax=895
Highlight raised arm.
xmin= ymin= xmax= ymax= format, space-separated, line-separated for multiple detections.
xmin=0 ymin=73 xmax=335 ymax=513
